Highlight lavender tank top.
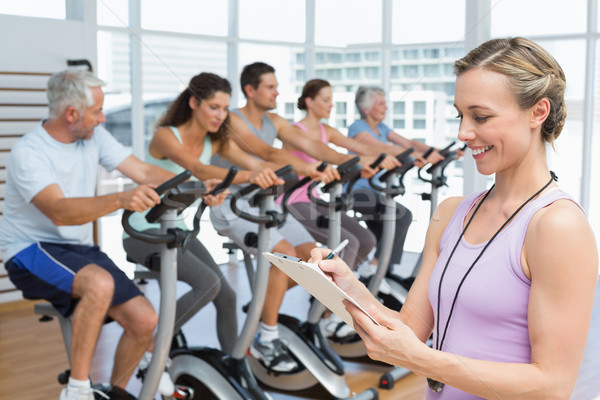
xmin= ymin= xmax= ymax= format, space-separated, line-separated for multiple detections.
xmin=276 ymin=122 xmax=327 ymax=205
xmin=426 ymin=188 xmax=577 ymax=400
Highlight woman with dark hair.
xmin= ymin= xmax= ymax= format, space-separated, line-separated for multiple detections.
xmin=123 ymin=73 xmax=286 ymax=388
xmin=311 ymin=37 xmax=597 ymax=399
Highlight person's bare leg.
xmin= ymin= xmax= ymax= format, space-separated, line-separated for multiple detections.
xmin=69 ymin=264 xmax=115 ymax=381
xmin=107 ymin=295 xmax=158 ymax=389
xmin=261 ymin=239 xmax=296 ymax=326
xmin=294 ymin=242 xmax=315 ymax=262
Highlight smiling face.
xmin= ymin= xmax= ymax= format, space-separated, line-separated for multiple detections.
xmin=307 ymin=85 xmax=333 ymax=120
xmin=69 ymin=86 xmax=106 ymax=141
xmin=192 ymin=91 xmax=230 ymax=133
xmin=454 ymin=68 xmax=541 ymax=176
xmin=365 ymin=93 xmax=388 ymax=122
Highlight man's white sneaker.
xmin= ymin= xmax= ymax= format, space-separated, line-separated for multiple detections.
xmin=137 ymin=351 xmax=175 ymax=396
xmin=59 ymin=386 xmax=109 ymax=400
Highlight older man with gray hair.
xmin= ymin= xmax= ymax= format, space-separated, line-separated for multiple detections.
xmin=0 ymin=69 xmax=174 ymax=400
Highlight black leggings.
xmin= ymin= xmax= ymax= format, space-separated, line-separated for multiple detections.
xmin=351 ymin=189 xmax=413 ymax=266
xmin=123 ymin=231 xmax=237 ymax=354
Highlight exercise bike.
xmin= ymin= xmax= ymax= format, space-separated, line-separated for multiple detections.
xmin=35 ymin=170 xmax=199 ymax=399
xmin=377 ymin=142 xmax=466 ymax=390
xmin=130 ymin=166 xmax=279 ymax=400
xmin=233 ymin=163 xmax=378 ymax=400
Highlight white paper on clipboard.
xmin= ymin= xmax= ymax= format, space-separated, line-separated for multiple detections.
xmin=263 ymin=252 xmax=380 ymax=327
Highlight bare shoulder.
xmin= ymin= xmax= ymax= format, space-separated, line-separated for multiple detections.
xmin=267 ymin=112 xmax=288 ymax=127
xmin=432 ymin=196 xmax=465 ymax=226
xmin=526 ymin=196 xmax=598 ymax=277
xmin=424 ymin=196 xmax=466 ymax=251
xmin=529 ymin=197 xmax=591 ymax=239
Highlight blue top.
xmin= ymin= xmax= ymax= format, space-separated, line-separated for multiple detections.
xmin=0 ymin=123 xmax=130 ymax=261
xmin=347 ymin=119 xmax=392 ymax=145
xmin=126 ymin=126 xmax=212 ymax=234
xmin=347 ymin=119 xmax=392 ymax=192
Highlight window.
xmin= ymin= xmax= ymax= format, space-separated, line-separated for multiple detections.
xmin=444 ymin=46 xmax=464 ymax=58
xmin=0 ymin=0 xmax=65 ymax=19
xmin=391 ymin=49 xmax=402 ymax=60
xmin=393 ymin=119 xmax=405 ymax=129
xmin=98 ymin=0 xmax=127 ymax=26
xmin=403 ymin=49 xmax=419 ymax=59
xmin=239 ymin=0 xmax=305 ymax=42
xmin=103 ymin=96 xmax=174 ymax=148
xmin=296 ymin=53 xmax=305 ymax=64
xmin=365 ymin=51 xmax=380 ymax=61
xmin=423 ymin=48 xmax=440 ymax=59
xmin=316 ymin=53 xmax=327 ymax=64
xmin=336 ymin=102 xmax=347 ymax=114
xmin=347 ymin=68 xmax=361 ymax=79
xmin=285 ymin=102 xmax=295 ymax=115
xmin=346 ymin=53 xmax=361 ymax=62
xmin=296 ymin=70 xmax=306 ymax=82
xmin=365 ymin=67 xmax=380 ymax=79
xmin=391 ymin=66 xmax=400 ymax=79
xmin=329 ymin=69 xmax=342 ymax=80
xmin=392 ymin=0 xmax=464 ymax=44
xmin=443 ymin=64 xmax=454 ymax=77
xmin=403 ymin=65 xmax=419 ymax=78
xmin=142 ymin=0 xmax=228 ymax=36
xmin=142 ymin=34 xmax=227 ymax=95
xmin=424 ymin=83 xmax=445 ymax=91
xmin=392 ymin=102 xmax=405 ymax=115
xmin=414 ymin=101 xmax=427 ymax=115
xmin=413 ymin=119 xmax=426 ymax=129
xmin=315 ymin=0 xmax=381 ymax=46
xmin=336 ymin=118 xmax=347 ymax=128
xmin=98 ymin=31 xmax=131 ymax=94
xmin=329 ymin=53 xmax=343 ymax=63
xmin=424 ymin=64 xmax=441 ymax=78
xmin=492 ymin=0 xmax=586 ymax=36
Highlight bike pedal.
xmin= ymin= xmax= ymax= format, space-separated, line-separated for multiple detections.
xmin=172 ymin=385 xmax=194 ymax=399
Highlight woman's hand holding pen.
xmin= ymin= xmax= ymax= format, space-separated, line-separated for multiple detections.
xmin=309 ymin=246 xmax=358 ymax=296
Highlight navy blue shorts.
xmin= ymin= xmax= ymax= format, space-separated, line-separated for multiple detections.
xmin=6 ymin=242 xmax=142 ymax=318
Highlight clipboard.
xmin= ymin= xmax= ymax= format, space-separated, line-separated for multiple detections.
xmin=263 ymin=252 xmax=380 ymax=327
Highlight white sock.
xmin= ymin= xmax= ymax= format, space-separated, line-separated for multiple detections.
xmin=258 ymin=322 xmax=279 ymax=343
xmin=67 ymin=377 xmax=91 ymax=389
xmin=138 ymin=351 xmax=152 ymax=370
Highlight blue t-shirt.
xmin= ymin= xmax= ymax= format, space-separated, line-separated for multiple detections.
xmin=347 ymin=119 xmax=392 ymax=146
xmin=0 ymin=122 xmax=130 ymax=261
xmin=347 ymin=119 xmax=392 ymax=191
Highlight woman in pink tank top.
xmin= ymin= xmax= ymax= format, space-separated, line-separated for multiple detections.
xmin=307 ymin=38 xmax=598 ymax=399
xmin=281 ymin=79 xmax=401 ymax=273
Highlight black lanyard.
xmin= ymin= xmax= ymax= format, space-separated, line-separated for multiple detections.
xmin=427 ymin=171 xmax=557 ymax=393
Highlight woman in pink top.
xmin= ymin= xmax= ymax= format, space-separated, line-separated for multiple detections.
xmin=283 ymin=79 xmax=400 ymax=339
xmin=309 ymin=38 xmax=598 ymax=399
xmin=283 ymin=79 xmax=402 ymax=263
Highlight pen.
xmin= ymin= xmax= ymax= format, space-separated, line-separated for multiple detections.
xmin=324 ymin=239 xmax=349 ymax=260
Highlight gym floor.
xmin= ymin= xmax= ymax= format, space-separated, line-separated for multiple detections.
xmin=1 ymin=213 xmax=599 ymax=399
